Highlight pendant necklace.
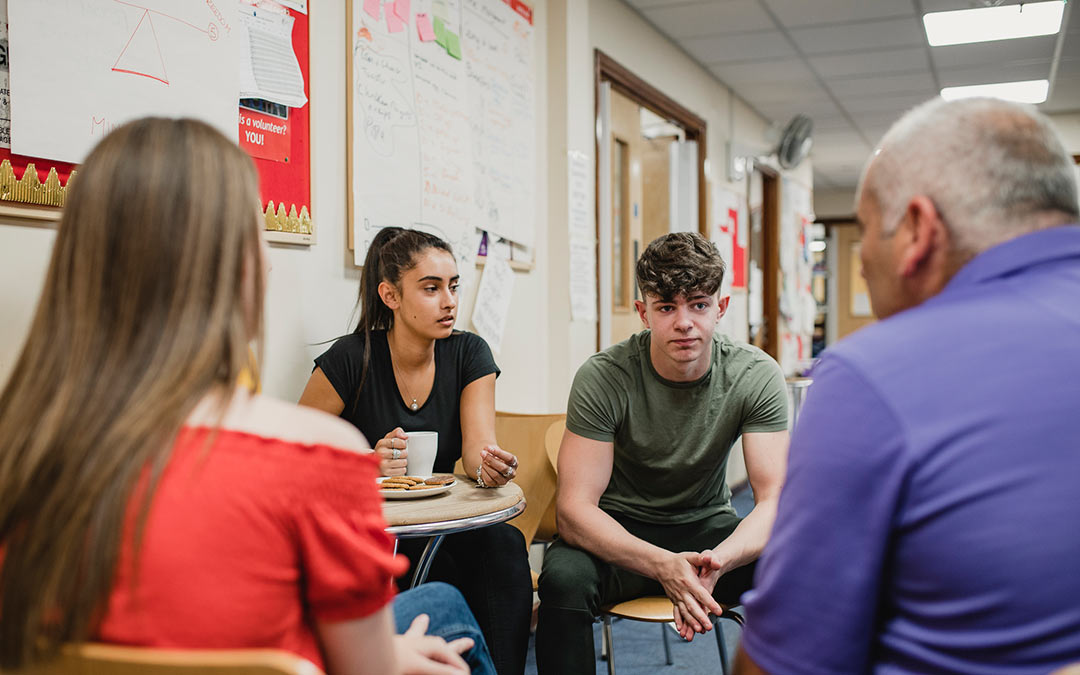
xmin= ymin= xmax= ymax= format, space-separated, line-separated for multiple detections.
xmin=389 ymin=344 xmax=424 ymax=411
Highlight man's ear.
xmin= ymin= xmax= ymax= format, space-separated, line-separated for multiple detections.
xmin=717 ymin=295 xmax=730 ymax=320
xmin=377 ymin=280 xmax=401 ymax=310
xmin=634 ymin=299 xmax=649 ymax=328
xmin=897 ymin=195 xmax=945 ymax=278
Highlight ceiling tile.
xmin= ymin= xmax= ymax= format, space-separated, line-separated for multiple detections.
xmin=812 ymin=115 xmax=858 ymax=132
xmin=813 ymin=145 xmax=874 ymax=167
xmin=763 ymin=0 xmax=916 ymax=27
xmin=788 ymin=17 xmax=925 ymax=55
xmin=826 ymin=71 xmax=937 ymax=98
xmin=919 ymin=0 xmax=993 ymax=11
xmin=930 ymin=35 xmax=1057 ymax=70
xmin=842 ymin=91 xmax=935 ymax=114
xmin=731 ymin=79 xmax=830 ymax=103
xmin=710 ymin=57 xmax=815 ymax=86
xmin=850 ymin=110 xmax=912 ymax=132
xmin=683 ymin=30 xmax=795 ymax=63
xmin=756 ymin=97 xmax=844 ymax=122
xmin=938 ymin=61 xmax=1052 ymax=88
xmin=642 ymin=0 xmax=775 ymax=39
xmin=809 ymin=47 xmax=930 ymax=78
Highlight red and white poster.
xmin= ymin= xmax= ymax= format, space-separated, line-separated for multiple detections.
xmin=239 ymin=108 xmax=290 ymax=163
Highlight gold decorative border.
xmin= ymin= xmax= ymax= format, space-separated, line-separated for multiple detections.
xmin=262 ymin=201 xmax=314 ymax=245
xmin=0 ymin=159 xmax=314 ymax=245
xmin=0 ymin=159 xmax=73 ymax=208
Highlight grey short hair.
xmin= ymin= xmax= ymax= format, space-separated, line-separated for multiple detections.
xmin=856 ymin=97 xmax=1079 ymax=253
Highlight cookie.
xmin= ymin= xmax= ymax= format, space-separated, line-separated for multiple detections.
xmin=380 ymin=486 xmax=408 ymax=492
xmin=380 ymin=480 xmax=415 ymax=489
xmin=408 ymin=483 xmax=439 ymax=490
xmin=403 ymin=476 xmax=427 ymax=483
xmin=424 ymin=475 xmax=456 ymax=485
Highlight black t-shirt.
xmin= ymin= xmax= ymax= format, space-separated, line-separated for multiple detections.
xmin=314 ymin=330 xmax=500 ymax=472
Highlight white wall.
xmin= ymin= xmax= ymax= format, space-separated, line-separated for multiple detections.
xmin=1048 ymin=112 xmax=1080 ymax=152
xmin=814 ymin=187 xmax=856 ymax=219
xmin=0 ymin=0 xmax=809 ymax=464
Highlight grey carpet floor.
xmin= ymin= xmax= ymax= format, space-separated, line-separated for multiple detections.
xmin=523 ymin=487 xmax=755 ymax=674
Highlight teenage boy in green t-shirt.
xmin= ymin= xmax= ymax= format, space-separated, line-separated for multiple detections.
xmin=535 ymin=232 xmax=790 ymax=674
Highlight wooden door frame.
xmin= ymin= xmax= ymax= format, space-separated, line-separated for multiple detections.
xmin=594 ymin=50 xmax=708 ymax=349
xmin=755 ymin=162 xmax=780 ymax=361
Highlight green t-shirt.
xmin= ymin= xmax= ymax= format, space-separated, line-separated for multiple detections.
xmin=566 ymin=330 xmax=788 ymax=524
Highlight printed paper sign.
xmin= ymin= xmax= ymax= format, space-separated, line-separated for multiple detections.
xmin=238 ymin=107 xmax=290 ymax=162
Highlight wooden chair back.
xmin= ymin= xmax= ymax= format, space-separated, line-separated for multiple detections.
xmin=490 ymin=412 xmax=564 ymax=547
xmin=11 ymin=643 xmax=322 ymax=675
xmin=534 ymin=418 xmax=566 ymax=541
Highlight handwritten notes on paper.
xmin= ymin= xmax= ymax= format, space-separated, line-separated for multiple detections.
xmin=568 ymin=151 xmax=597 ymax=322
xmin=351 ymin=0 xmax=477 ymax=272
xmin=472 ymin=250 xmax=514 ymax=353
xmin=462 ymin=0 xmax=535 ymax=246
xmin=350 ymin=0 xmax=536 ymax=267
xmin=7 ymin=0 xmax=240 ymax=164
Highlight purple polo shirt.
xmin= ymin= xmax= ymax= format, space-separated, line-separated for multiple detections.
xmin=742 ymin=226 xmax=1080 ymax=674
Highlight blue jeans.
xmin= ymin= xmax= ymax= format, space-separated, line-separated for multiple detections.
xmin=394 ymin=582 xmax=497 ymax=675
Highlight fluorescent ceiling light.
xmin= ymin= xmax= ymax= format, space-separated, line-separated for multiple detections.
xmin=923 ymin=1 xmax=1064 ymax=46
xmin=940 ymin=79 xmax=1049 ymax=104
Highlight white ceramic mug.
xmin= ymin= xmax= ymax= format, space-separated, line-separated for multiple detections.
xmin=405 ymin=431 xmax=439 ymax=476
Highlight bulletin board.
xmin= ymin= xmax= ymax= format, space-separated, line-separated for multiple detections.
xmin=0 ymin=1 xmax=312 ymax=245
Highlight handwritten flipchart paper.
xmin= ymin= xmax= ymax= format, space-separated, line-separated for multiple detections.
xmin=8 ymin=0 xmax=240 ymax=164
xmin=471 ymin=251 xmax=514 ymax=354
xmin=351 ymin=0 xmax=478 ymax=272
xmin=351 ymin=0 xmax=537 ymax=267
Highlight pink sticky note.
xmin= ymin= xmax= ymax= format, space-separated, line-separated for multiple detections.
xmin=416 ymin=13 xmax=436 ymax=41
xmin=363 ymin=0 xmax=380 ymax=20
xmin=386 ymin=10 xmax=404 ymax=33
xmin=393 ymin=0 xmax=411 ymax=23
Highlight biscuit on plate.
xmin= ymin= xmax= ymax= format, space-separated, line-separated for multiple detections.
xmin=424 ymin=475 xmax=456 ymax=485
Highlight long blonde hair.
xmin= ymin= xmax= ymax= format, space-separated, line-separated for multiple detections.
xmin=0 ymin=118 xmax=264 ymax=667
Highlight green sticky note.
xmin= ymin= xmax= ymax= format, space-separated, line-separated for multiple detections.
xmin=434 ymin=17 xmax=446 ymax=45
xmin=446 ymin=31 xmax=461 ymax=59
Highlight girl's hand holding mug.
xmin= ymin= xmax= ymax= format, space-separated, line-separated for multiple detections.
xmin=376 ymin=427 xmax=409 ymax=476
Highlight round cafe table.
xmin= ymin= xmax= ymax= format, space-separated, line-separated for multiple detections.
xmin=382 ymin=475 xmax=525 ymax=588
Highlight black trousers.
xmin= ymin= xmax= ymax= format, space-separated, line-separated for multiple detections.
xmin=397 ymin=522 xmax=532 ymax=675
xmin=534 ymin=511 xmax=756 ymax=674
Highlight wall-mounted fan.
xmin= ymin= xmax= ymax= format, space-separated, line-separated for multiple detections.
xmin=777 ymin=114 xmax=814 ymax=170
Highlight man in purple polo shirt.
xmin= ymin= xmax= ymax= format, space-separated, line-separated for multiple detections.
xmin=735 ymin=97 xmax=1080 ymax=674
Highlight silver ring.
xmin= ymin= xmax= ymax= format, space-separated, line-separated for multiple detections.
xmin=392 ymin=448 xmax=401 ymax=460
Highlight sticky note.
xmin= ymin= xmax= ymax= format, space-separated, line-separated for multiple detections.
xmin=363 ymin=0 xmax=380 ymax=20
xmin=416 ymin=13 xmax=436 ymax=42
xmin=387 ymin=9 xmax=404 ymax=32
xmin=446 ymin=31 xmax=461 ymax=59
xmin=433 ymin=16 xmax=446 ymax=43
xmin=393 ymin=0 xmax=410 ymax=23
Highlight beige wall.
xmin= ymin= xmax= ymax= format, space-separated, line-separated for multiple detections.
xmin=0 ymin=0 xmax=811 ymax=483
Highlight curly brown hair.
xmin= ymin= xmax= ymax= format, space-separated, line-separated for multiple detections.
xmin=635 ymin=232 xmax=726 ymax=301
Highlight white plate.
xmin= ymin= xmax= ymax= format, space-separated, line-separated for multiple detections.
xmin=377 ymin=477 xmax=457 ymax=500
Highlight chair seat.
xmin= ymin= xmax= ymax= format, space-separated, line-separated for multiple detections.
xmin=602 ymin=596 xmax=675 ymax=622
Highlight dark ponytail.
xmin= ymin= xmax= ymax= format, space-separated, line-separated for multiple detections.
xmin=354 ymin=227 xmax=454 ymax=394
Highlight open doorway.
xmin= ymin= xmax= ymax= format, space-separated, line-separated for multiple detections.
xmin=595 ymin=51 xmax=707 ymax=349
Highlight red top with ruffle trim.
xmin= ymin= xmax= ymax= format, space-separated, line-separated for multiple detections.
xmin=96 ymin=427 xmax=407 ymax=669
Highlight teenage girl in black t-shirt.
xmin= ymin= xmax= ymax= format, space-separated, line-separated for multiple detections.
xmin=298 ymin=227 xmax=531 ymax=675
